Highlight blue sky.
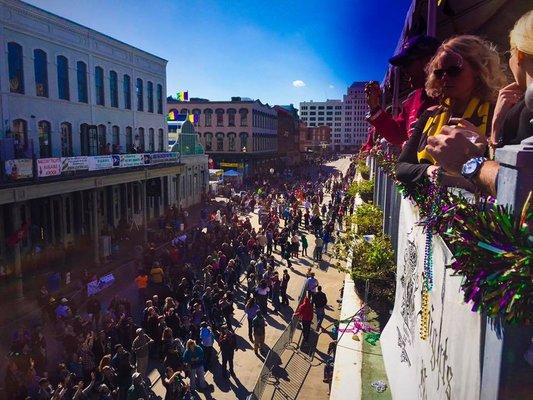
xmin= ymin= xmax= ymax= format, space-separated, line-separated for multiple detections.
xmin=26 ymin=0 xmax=411 ymax=106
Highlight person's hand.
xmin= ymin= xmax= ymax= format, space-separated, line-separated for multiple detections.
xmin=364 ymin=81 xmax=381 ymax=110
xmin=448 ymin=118 xmax=487 ymax=155
xmin=426 ymin=125 xmax=483 ymax=175
xmin=491 ymin=82 xmax=523 ymax=145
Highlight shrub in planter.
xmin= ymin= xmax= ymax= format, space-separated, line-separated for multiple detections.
xmin=347 ymin=179 xmax=374 ymax=203
xmin=353 ymin=203 xmax=382 ymax=235
xmin=350 ymin=235 xmax=396 ymax=306
xmin=357 ymin=161 xmax=370 ymax=180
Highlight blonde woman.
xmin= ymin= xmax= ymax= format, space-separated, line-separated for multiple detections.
xmin=396 ymin=35 xmax=506 ymax=189
xmin=425 ymin=11 xmax=533 ymax=196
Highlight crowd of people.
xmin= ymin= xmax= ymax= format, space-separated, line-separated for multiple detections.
xmin=3 ymin=157 xmax=357 ymax=400
xmin=363 ymin=11 xmax=532 ymax=197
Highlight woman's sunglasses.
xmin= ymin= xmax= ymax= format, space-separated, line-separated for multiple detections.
xmin=433 ymin=66 xmax=463 ymax=79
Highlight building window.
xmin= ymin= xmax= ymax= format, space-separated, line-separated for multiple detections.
xmin=157 ymin=84 xmax=163 ymax=114
xmin=148 ymin=128 xmax=155 ymax=152
xmin=123 ymin=74 xmax=131 ymax=109
xmin=239 ymin=132 xmax=248 ymax=151
xmin=318 ymin=106 xmax=324 ymax=110
xmin=95 ymin=66 xmax=105 ymax=106
xmin=147 ymin=81 xmax=154 ymax=112
xmin=125 ymin=127 xmax=133 ymax=152
xmin=60 ymin=122 xmax=73 ymax=156
xmin=216 ymin=109 xmax=224 ymax=127
xmin=137 ymin=127 xmax=145 ymax=151
xmin=110 ymin=71 xmax=118 ymax=107
xmin=98 ymin=124 xmax=107 ymax=154
xmin=136 ymin=78 xmax=143 ymax=111
xmin=12 ymin=119 xmax=28 ymax=158
xmin=239 ymin=109 xmax=248 ymax=126
xmin=158 ymin=128 xmax=164 ymax=151
xmin=228 ymin=133 xmax=236 ymax=151
xmin=38 ymin=120 xmax=52 ymax=158
xmin=215 ymin=133 xmax=224 ymax=151
xmin=227 ymin=109 xmax=236 ymax=127
xmin=112 ymin=125 xmax=120 ymax=149
xmin=204 ymin=109 xmax=213 ymax=126
xmin=80 ymin=123 xmax=97 ymax=156
xmin=77 ymin=61 xmax=88 ymax=103
xmin=8 ymin=42 xmax=24 ymax=94
xmin=204 ymin=133 xmax=213 ymax=151
xmin=57 ymin=55 xmax=70 ymax=100
xmin=34 ymin=49 xmax=48 ymax=97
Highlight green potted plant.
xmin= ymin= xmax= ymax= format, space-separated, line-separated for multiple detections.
xmin=353 ymin=203 xmax=382 ymax=235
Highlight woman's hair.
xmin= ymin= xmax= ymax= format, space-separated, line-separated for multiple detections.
xmin=425 ymin=35 xmax=506 ymax=102
xmin=510 ymin=10 xmax=533 ymax=55
xmin=186 ymin=339 xmax=196 ymax=349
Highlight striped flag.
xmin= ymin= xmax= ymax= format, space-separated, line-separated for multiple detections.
xmin=177 ymin=91 xmax=189 ymax=101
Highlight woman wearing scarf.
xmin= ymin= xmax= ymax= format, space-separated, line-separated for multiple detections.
xmin=396 ymin=35 xmax=506 ymax=190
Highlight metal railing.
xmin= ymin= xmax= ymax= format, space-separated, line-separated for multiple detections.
xmin=247 ymin=282 xmax=308 ymax=400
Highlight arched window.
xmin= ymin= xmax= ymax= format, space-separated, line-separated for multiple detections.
xmin=157 ymin=84 xmax=163 ymax=114
xmin=95 ymin=66 xmax=105 ymax=106
xmin=125 ymin=127 xmax=133 ymax=152
xmin=147 ymin=81 xmax=154 ymax=112
xmin=38 ymin=120 xmax=52 ymax=158
xmin=77 ymin=61 xmax=88 ymax=103
xmin=112 ymin=125 xmax=120 ymax=149
xmin=215 ymin=132 xmax=224 ymax=151
xmin=136 ymin=78 xmax=143 ymax=111
xmin=123 ymin=74 xmax=131 ymax=109
xmin=137 ymin=127 xmax=145 ymax=152
xmin=80 ymin=123 xmax=98 ymax=156
xmin=60 ymin=122 xmax=73 ymax=156
xmin=227 ymin=108 xmax=236 ymax=127
xmin=34 ymin=49 xmax=48 ymax=97
xmin=204 ymin=109 xmax=213 ymax=127
xmin=204 ymin=133 xmax=213 ymax=151
xmin=215 ymin=108 xmax=224 ymax=127
xmin=239 ymin=108 xmax=248 ymax=127
xmin=57 ymin=55 xmax=70 ymax=100
xmin=239 ymin=132 xmax=248 ymax=151
xmin=158 ymin=128 xmax=165 ymax=151
xmin=8 ymin=42 xmax=24 ymax=94
xmin=228 ymin=132 xmax=236 ymax=151
xmin=110 ymin=70 xmax=118 ymax=107
xmin=180 ymin=108 xmax=189 ymax=115
xmin=12 ymin=119 xmax=28 ymax=158
xmin=148 ymin=128 xmax=155 ymax=152
xmin=97 ymin=124 xmax=107 ymax=154
xmin=192 ymin=109 xmax=201 ymax=126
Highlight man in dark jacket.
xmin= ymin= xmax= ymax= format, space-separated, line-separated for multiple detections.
xmin=312 ymin=286 xmax=328 ymax=331
xmin=218 ymin=326 xmax=237 ymax=377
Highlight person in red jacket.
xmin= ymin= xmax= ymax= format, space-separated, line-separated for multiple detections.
xmin=295 ymin=296 xmax=314 ymax=343
xmin=363 ymin=35 xmax=440 ymax=148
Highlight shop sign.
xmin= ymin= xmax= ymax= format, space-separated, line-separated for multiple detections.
xmin=220 ymin=162 xmax=244 ymax=168
xmin=88 ymin=155 xmax=113 ymax=171
xmin=61 ymin=156 xmax=89 ymax=172
xmin=118 ymin=153 xmax=144 ymax=168
xmin=150 ymin=152 xmax=179 ymax=164
xmin=4 ymin=159 xmax=33 ymax=180
xmin=37 ymin=158 xmax=61 ymax=177
xmin=87 ymin=273 xmax=115 ymax=296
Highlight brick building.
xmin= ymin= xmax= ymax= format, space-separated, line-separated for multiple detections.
xmin=299 ymin=123 xmax=331 ymax=153
xmin=274 ymin=105 xmax=301 ymax=166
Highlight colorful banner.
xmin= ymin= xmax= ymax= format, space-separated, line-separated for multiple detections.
xmin=88 ymin=155 xmax=113 ymax=171
xmin=37 ymin=158 xmax=61 ymax=177
xmin=61 ymin=156 xmax=89 ymax=172
xmin=4 ymin=159 xmax=33 ymax=180
xmin=150 ymin=152 xmax=179 ymax=164
xmin=118 ymin=153 xmax=144 ymax=168
xmin=87 ymin=273 xmax=115 ymax=296
xmin=177 ymin=91 xmax=189 ymax=101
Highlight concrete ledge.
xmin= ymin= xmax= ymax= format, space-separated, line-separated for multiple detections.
xmin=329 ymin=273 xmax=362 ymax=400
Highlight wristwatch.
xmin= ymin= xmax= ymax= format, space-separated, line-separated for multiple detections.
xmin=461 ymin=157 xmax=487 ymax=180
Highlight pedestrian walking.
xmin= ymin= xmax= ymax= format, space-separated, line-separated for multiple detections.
xmin=280 ymin=269 xmax=290 ymax=306
xmin=183 ymin=339 xmax=208 ymax=392
xmin=131 ymin=328 xmax=153 ymax=376
xmin=295 ymin=297 xmax=314 ymax=344
xmin=245 ymin=298 xmax=261 ymax=342
xmin=199 ymin=322 xmax=215 ymax=372
xmin=252 ymin=312 xmax=267 ymax=354
xmin=312 ymin=286 xmax=328 ymax=331
xmin=301 ymin=234 xmax=308 ymax=257
xmin=218 ymin=326 xmax=237 ymax=377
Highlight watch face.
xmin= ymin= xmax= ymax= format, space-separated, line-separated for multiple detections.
xmin=463 ymin=159 xmax=478 ymax=175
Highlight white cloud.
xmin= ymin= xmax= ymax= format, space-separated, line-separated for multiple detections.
xmin=292 ymin=80 xmax=306 ymax=88
xmin=328 ymin=84 xmax=335 ymax=89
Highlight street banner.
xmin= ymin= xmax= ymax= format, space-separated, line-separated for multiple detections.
xmin=87 ymin=273 xmax=115 ymax=296
xmin=119 ymin=153 xmax=144 ymax=168
xmin=220 ymin=162 xmax=244 ymax=168
xmin=88 ymin=155 xmax=113 ymax=171
xmin=37 ymin=158 xmax=61 ymax=177
xmin=61 ymin=156 xmax=88 ymax=172
xmin=380 ymin=198 xmax=482 ymax=400
xmin=150 ymin=152 xmax=179 ymax=164
xmin=4 ymin=159 xmax=33 ymax=180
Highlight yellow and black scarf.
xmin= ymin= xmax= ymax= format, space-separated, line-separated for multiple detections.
xmin=417 ymin=97 xmax=491 ymax=164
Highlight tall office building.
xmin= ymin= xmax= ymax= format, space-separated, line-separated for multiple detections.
xmin=299 ymin=82 xmax=370 ymax=151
